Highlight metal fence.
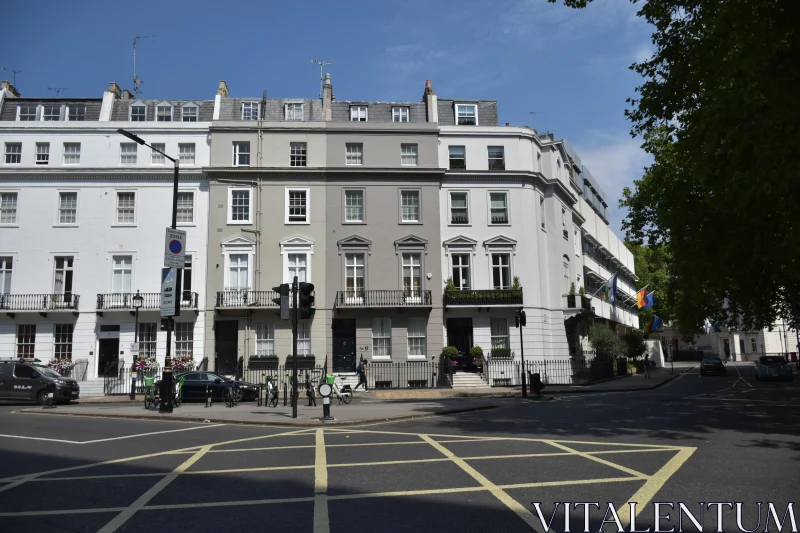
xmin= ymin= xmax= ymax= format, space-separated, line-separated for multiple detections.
xmin=104 ymin=365 xmax=163 ymax=395
xmin=481 ymin=355 xmax=626 ymax=386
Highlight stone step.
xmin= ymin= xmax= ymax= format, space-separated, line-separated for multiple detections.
xmin=452 ymin=373 xmax=488 ymax=389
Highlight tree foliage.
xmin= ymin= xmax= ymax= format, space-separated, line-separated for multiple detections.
xmin=588 ymin=324 xmax=626 ymax=359
xmin=551 ymin=0 xmax=800 ymax=331
xmin=621 ymin=330 xmax=647 ymax=359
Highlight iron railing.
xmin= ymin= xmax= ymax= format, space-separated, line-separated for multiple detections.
xmin=444 ymin=288 xmax=523 ymax=306
xmin=335 ymin=290 xmax=433 ymax=307
xmin=105 ymin=365 xmax=163 ymax=395
xmin=0 ymin=293 xmax=80 ymax=311
xmin=96 ymin=292 xmax=198 ymax=310
xmin=480 ymin=354 xmax=622 ymax=386
xmin=216 ymin=290 xmax=279 ymax=308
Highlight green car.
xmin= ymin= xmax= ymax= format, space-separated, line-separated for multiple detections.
xmin=754 ymin=356 xmax=793 ymax=381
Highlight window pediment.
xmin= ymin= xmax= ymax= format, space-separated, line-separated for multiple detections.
xmin=483 ymin=235 xmax=517 ymax=255
xmin=337 ymin=234 xmax=372 ymax=255
xmin=280 ymin=235 xmax=315 ymax=255
xmin=394 ymin=235 xmax=428 ymax=255
xmin=443 ymin=235 xmax=478 ymax=256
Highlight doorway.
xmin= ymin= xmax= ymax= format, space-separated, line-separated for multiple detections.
xmin=446 ymin=318 xmax=473 ymax=355
xmin=214 ymin=321 xmax=238 ymax=375
xmin=98 ymin=338 xmax=120 ymax=377
xmin=332 ymin=318 xmax=356 ymax=373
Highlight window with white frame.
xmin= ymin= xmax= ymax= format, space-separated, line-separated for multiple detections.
xmin=450 ymin=192 xmax=468 ymax=224
xmin=562 ymin=207 xmax=569 ymax=239
xmin=400 ymin=144 xmax=418 ymax=166
xmin=574 ymin=226 xmax=580 ymax=256
xmin=287 ymin=253 xmax=308 ymax=282
xmin=0 ymin=192 xmax=18 ymax=224
xmin=392 ymin=107 xmax=409 ymax=122
xmin=490 ymin=318 xmax=509 ymax=350
xmin=241 ymin=102 xmax=260 ymax=121
xmin=233 ymin=141 xmax=250 ymax=166
xmin=43 ymin=105 xmax=61 ymax=121
xmin=290 ymin=142 xmax=307 ymax=167
xmin=175 ymin=322 xmax=194 ymax=358
xmin=181 ymin=256 xmax=193 ymax=301
xmin=63 ymin=143 xmax=80 ymax=164
xmin=448 ymin=146 xmax=466 ymax=169
xmin=177 ymin=192 xmax=194 ymax=224
xmin=228 ymin=253 xmax=249 ymax=289
xmin=53 ymin=256 xmax=74 ymax=296
xmin=228 ymin=188 xmax=251 ymax=223
xmin=490 ymin=192 xmax=508 ymax=224
xmin=540 ymin=196 xmax=546 ymax=229
xmin=18 ymin=105 xmax=38 ymax=121
xmin=179 ymin=143 xmax=195 ymax=165
xmin=488 ymin=146 xmax=505 ymax=170
xmin=151 ymin=143 xmax=165 ymax=165
xmin=491 ymin=253 xmax=511 ymax=290
xmin=402 ymin=253 xmax=422 ymax=296
xmin=345 ymin=143 xmax=363 ymax=165
xmin=181 ymin=104 xmax=198 ymax=122
xmin=452 ymin=254 xmax=470 ymax=290
xmin=345 ymin=253 xmax=365 ymax=297
xmin=156 ymin=104 xmax=173 ymax=122
xmin=54 ymin=324 xmax=74 ymax=360
xmin=298 ymin=320 xmax=311 ymax=355
xmin=58 ymin=192 xmax=77 ymax=224
xmin=344 ymin=190 xmax=363 ymax=222
xmin=456 ymin=104 xmax=477 ymax=125
xmin=139 ymin=323 xmax=157 ymax=358
xmin=16 ymin=324 xmax=36 ymax=359
xmin=115 ymin=192 xmax=136 ymax=224
xmin=751 ymin=338 xmax=756 ymax=352
xmin=0 ymin=256 xmax=12 ymax=293
xmin=68 ymin=106 xmax=86 ymax=121
xmin=120 ymin=143 xmax=137 ymax=165
xmin=36 ymin=142 xmax=49 ymax=164
xmin=407 ymin=318 xmax=427 ymax=357
xmin=286 ymin=188 xmax=308 ymax=223
xmin=130 ymin=103 xmax=147 ymax=121
xmin=111 ymin=255 xmax=133 ymax=293
xmin=4 ymin=143 xmax=21 ymax=164
xmin=256 ymin=323 xmax=275 ymax=356
xmin=350 ymin=106 xmax=368 ymax=121
xmin=285 ymin=102 xmax=303 ymax=121
xmin=563 ymin=258 xmax=570 ymax=294
xmin=372 ymin=319 xmax=391 ymax=358
xmin=400 ymin=190 xmax=420 ymax=222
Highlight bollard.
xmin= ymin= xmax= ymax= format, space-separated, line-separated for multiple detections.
xmin=205 ymin=385 xmax=212 ymax=408
xmin=318 ymin=381 xmax=334 ymax=421
xmin=44 ymin=382 xmax=56 ymax=409
xmin=283 ymin=382 xmax=287 ymax=406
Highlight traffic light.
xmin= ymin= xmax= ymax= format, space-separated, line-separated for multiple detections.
xmin=272 ymin=283 xmax=290 ymax=320
xmin=298 ymin=282 xmax=315 ymax=319
xmin=515 ymin=309 xmax=527 ymax=328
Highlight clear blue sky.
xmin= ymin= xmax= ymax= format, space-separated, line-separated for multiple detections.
xmin=2 ymin=0 xmax=653 ymax=235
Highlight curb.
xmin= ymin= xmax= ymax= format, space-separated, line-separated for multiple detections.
xmin=544 ymin=370 xmax=686 ymax=394
xmin=18 ymin=405 xmax=499 ymax=427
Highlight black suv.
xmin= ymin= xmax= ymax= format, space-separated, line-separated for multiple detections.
xmin=0 ymin=360 xmax=80 ymax=404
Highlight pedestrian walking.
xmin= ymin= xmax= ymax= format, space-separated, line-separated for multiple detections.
xmin=353 ymin=359 xmax=369 ymax=392
xmin=644 ymin=353 xmax=652 ymax=379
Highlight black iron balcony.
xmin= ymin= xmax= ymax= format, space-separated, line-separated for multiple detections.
xmin=335 ymin=290 xmax=433 ymax=308
xmin=216 ymin=290 xmax=279 ymax=308
xmin=443 ymin=288 xmax=523 ymax=307
xmin=0 ymin=293 xmax=80 ymax=317
xmin=96 ymin=292 xmax=199 ymax=311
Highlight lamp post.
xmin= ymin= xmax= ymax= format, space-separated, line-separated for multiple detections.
xmin=131 ymin=290 xmax=144 ymax=400
xmin=117 ymin=129 xmax=179 ymax=414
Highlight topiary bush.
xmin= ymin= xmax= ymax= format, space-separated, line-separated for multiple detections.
xmin=588 ymin=324 xmax=626 ymax=360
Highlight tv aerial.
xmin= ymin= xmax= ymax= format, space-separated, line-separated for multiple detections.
xmin=133 ymin=35 xmax=154 ymax=95
xmin=48 ymin=87 xmax=70 ymax=97
xmin=1 ymin=66 xmax=21 ymax=88
xmin=312 ymin=58 xmax=332 ymax=99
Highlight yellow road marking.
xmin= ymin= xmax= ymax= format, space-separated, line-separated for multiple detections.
xmin=314 ymin=429 xmax=330 ymax=533
xmin=542 ymin=440 xmax=648 ymax=479
xmin=619 ymin=446 xmax=696 ymax=529
xmin=420 ymin=434 xmax=544 ymax=532
xmin=209 ymin=444 xmax=317 ymax=453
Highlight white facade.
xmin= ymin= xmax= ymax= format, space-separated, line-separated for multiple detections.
xmin=0 ymin=85 xmax=212 ymax=383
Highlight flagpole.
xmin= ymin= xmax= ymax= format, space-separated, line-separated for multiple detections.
xmin=622 ymin=283 xmax=649 ymax=305
xmin=590 ymin=271 xmax=619 ymax=298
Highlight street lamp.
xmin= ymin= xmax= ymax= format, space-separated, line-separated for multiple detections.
xmin=117 ymin=129 xmax=180 ymax=413
xmin=131 ymin=290 xmax=144 ymax=400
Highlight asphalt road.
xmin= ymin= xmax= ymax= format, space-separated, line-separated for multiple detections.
xmin=0 ymin=364 xmax=798 ymax=532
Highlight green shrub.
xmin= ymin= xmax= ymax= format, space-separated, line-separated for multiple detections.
xmin=622 ymin=330 xmax=647 ymax=359
xmin=569 ymin=282 xmax=576 ymax=296
xmin=588 ymin=324 xmax=626 ymax=359
xmin=579 ymin=286 xmax=586 ymax=296
xmin=469 ymin=346 xmax=484 ymax=360
xmin=442 ymin=346 xmax=459 ymax=359
xmin=491 ymin=347 xmax=512 ymax=358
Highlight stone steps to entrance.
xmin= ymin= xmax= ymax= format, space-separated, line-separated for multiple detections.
xmin=452 ymin=372 xmax=489 ymax=389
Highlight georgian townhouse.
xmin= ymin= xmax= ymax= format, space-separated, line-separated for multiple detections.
xmin=0 ymin=81 xmax=211 ymax=393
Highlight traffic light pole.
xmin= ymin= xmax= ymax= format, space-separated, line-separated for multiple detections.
xmin=517 ymin=309 xmax=528 ymax=399
xmin=291 ymin=275 xmax=298 ymax=419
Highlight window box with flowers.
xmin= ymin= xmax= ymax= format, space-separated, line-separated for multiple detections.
xmin=248 ymin=355 xmax=279 ymax=370
xmin=47 ymin=358 xmax=76 ymax=377
xmin=171 ymin=355 xmax=196 ymax=373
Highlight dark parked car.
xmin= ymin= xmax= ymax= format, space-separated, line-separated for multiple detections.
xmin=700 ymin=357 xmax=727 ymax=376
xmin=755 ymin=356 xmax=793 ymax=381
xmin=0 ymin=360 xmax=80 ymax=404
xmin=166 ymin=371 xmax=260 ymax=402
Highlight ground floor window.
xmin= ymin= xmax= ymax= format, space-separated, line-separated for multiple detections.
xmin=175 ymin=322 xmax=193 ymax=359
xmin=490 ymin=318 xmax=509 ymax=350
xmin=16 ymin=324 xmax=36 ymax=359
xmin=54 ymin=324 xmax=74 ymax=360
xmin=407 ymin=318 xmax=427 ymax=357
xmin=298 ymin=320 xmax=311 ymax=355
xmin=256 ymin=323 xmax=275 ymax=356
xmin=373 ymin=319 xmax=391 ymax=357
xmin=139 ymin=323 xmax=157 ymax=358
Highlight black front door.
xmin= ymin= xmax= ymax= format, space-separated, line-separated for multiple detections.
xmin=98 ymin=338 xmax=120 ymax=377
xmin=447 ymin=318 xmax=473 ymax=355
xmin=332 ymin=319 xmax=356 ymax=373
xmin=214 ymin=321 xmax=238 ymax=375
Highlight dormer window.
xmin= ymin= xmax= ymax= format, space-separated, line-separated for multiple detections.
xmin=130 ymin=102 xmax=147 ymax=121
xmin=181 ymin=103 xmax=198 ymax=122
xmin=350 ymin=106 xmax=368 ymax=122
xmin=392 ymin=107 xmax=409 ymax=123
xmin=241 ymin=102 xmax=260 ymax=121
xmin=285 ymin=102 xmax=303 ymax=121
xmin=67 ymin=106 xmax=86 ymax=121
xmin=43 ymin=105 xmax=62 ymax=121
xmin=456 ymin=104 xmax=478 ymax=125
xmin=156 ymin=103 xmax=173 ymax=122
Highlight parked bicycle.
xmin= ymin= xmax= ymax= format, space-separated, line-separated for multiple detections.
xmin=326 ymin=374 xmax=352 ymax=405
xmin=264 ymin=376 xmax=279 ymax=407
xmin=143 ymin=376 xmax=160 ymax=410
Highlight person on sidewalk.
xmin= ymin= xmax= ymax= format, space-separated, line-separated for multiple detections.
xmin=353 ymin=359 xmax=369 ymax=392
xmin=644 ymin=353 xmax=652 ymax=379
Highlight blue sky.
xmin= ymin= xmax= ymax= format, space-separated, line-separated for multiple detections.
xmin=2 ymin=0 xmax=653 ymax=235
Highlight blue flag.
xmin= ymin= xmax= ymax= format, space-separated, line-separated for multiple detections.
xmin=641 ymin=291 xmax=655 ymax=310
xmin=652 ymin=315 xmax=663 ymax=332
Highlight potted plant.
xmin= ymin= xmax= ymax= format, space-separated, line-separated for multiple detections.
xmin=567 ymin=282 xmax=577 ymax=307
xmin=490 ymin=347 xmax=512 ymax=359
xmin=172 ymin=355 xmax=195 ymax=373
xmin=47 ymin=358 xmax=76 ymax=376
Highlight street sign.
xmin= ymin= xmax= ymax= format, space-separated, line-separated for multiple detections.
xmin=164 ymin=228 xmax=187 ymax=269
xmin=160 ymin=267 xmax=178 ymax=317
xmin=130 ymin=342 xmax=139 ymax=355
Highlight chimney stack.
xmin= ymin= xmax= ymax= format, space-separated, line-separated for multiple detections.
xmin=1 ymin=80 xmax=19 ymax=97
xmin=217 ymin=80 xmax=229 ymax=97
xmin=423 ymin=80 xmax=438 ymax=123
xmin=322 ymin=73 xmax=333 ymax=121
xmin=123 ymin=90 xmax=134 ymax=100
xmin=108 ymin=82 xmax=121 ymax=98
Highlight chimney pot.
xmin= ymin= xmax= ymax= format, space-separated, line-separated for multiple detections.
xmin=324 ymin=73 xmax=331 ymax=85
xmin=108 ymin=82 xmax=121 ymax=98
xmin=217 ymin=80 xmax=229 ymax=97
xmin=505 ymin=122 xmax=510 ymax=126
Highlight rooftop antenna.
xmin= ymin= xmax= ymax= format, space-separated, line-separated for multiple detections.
xmin=529 ymin=111 xmax=545 ymax=129
xmin=311 ymin=58 xmax=332 ymax=99
xmin=48 ymin=87 xmax=70 ymax=97
xmin=1 ymin=67 xmax=21 ymax=88
xmin=133 ymin=35 xmax=154 ymax=96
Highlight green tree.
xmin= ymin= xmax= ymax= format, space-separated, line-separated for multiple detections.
xmin=621 ymin=330 xmax=647 ymax=359
xmin=551 ymin=0 xmax=800 ymax=331
xmin=588 ymin=324 xmax=626 ymax=359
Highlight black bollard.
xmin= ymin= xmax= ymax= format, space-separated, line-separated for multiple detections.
xmin=205 ymin=385 xmax=212 ymax=408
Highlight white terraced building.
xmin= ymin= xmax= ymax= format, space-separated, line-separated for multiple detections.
xmin=0 ymin=81 xmax=211 ymax=395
